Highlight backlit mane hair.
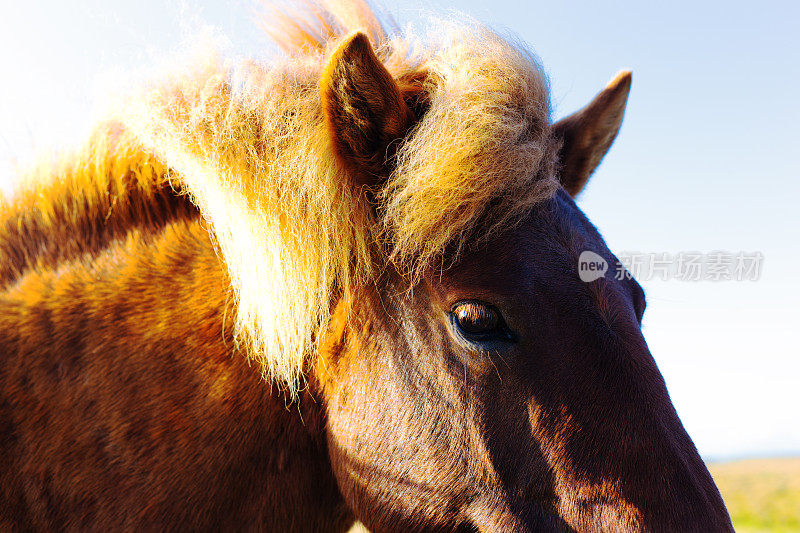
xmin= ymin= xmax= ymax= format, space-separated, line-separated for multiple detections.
xmin=19 ymin=0 xmax=560 ymax=393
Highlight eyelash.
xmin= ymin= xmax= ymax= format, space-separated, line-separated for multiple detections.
xmin=448 ymin=302 xmax=517 ymax=346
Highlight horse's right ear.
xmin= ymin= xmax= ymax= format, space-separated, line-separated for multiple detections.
xmin=320 ymin=32 xmax=415 ymax=188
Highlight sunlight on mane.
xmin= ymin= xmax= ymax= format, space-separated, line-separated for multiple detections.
xmin=79 ymin=0 xmax=558 ymax=394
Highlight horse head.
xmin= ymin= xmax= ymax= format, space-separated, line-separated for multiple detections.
xmin=312 ymin=31 xmax=732 ymax=532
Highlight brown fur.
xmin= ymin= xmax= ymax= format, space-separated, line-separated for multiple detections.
xmin=0 ymin=124 xmax=195 ymax=289
xmin=0 ymin=216 xmax=352 ymax=531
xmin=0 ymin=1 xmax=733 ymax=530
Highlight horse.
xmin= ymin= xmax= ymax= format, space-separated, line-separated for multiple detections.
xmin=0 ymin=1 xmax=733 ymax=531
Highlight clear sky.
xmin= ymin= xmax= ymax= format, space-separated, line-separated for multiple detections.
xmin=1 ymin=0 xmax=798 ymax=460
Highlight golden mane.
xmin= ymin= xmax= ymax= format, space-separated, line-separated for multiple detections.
xmin=8 ymin=0 xmax=559 ymax=394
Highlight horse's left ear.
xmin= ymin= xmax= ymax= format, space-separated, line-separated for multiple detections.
xmin=321 ymin=32 xmax=415 ymax=188
xmin=552 ymin=71 xmax=632 ymax=197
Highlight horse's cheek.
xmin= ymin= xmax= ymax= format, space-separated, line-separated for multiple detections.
xmin=314 ymin=318 xmax=396 ymax=523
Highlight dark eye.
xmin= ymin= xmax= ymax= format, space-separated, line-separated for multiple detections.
xmin=453 ymin=301 xmax=500 ymax=334
xmin=448 ymin=300 xmax=518 ymax=348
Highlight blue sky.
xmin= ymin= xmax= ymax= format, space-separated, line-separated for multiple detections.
xmin=1 ymin=0 xmax=798 ymax=460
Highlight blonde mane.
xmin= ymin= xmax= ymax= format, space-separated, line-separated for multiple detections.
xmin=45 ymin=1 xmax=560 ymax=393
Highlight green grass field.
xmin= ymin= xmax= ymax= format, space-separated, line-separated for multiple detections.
xmin=349 ymin=457 xmax=800 ymax=532
xmin=710 ymin=457 xmax=800 ymax=533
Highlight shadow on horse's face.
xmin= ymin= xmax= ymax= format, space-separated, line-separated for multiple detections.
xmin=319 ymin=189 xmax=730 ymax=531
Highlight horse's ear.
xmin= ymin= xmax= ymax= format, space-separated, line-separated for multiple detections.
xmin=321 ymin=32 xmax=415 ymax=187
xmin=552 ymin=71 xmax=632 ymax=197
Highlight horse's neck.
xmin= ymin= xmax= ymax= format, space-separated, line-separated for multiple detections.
xmin=0 ymin=143 xmax=351 ymax=526
xmin=0 ymin=125 xmax=199 ymax=290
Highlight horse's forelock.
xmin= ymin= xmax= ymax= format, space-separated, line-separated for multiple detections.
xmin=383 ymin=26 xmax=560 ymax=279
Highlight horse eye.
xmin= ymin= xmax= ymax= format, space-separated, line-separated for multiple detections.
xmin=452 ymin=301 xmax=501 ymax=335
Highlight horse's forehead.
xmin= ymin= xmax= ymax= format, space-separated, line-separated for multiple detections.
xmin=429 ymin=191 xmax=596 ymax=302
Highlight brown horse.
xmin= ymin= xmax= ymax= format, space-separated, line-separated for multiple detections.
xmin=0 ymin=1 xmax=732 ymax=531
